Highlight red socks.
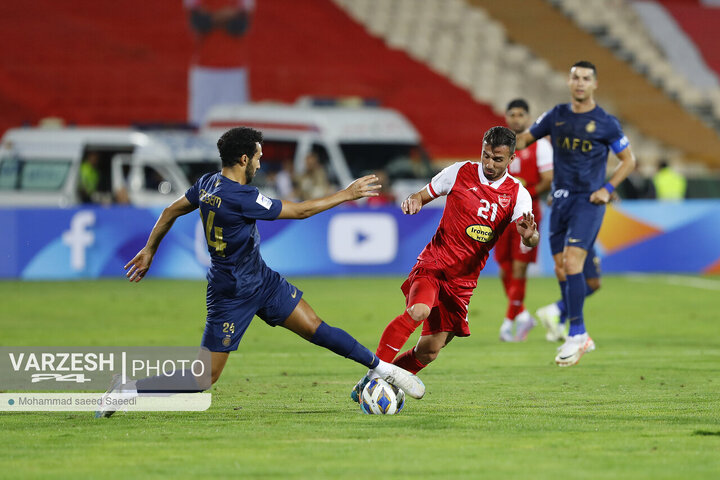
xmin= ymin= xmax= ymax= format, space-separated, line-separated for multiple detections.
xmin=498 ymin=262 xmax=512 ymax=296
xmin=375 ymin=312 xmax=421 ymax=362
xmin=505 ymin=277 xmax=527 ymax=320
xmin=392 ymin=348 xmax=427 ymax=374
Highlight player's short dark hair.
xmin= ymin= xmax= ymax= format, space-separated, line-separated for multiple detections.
xmin=483 ymin=126 xmax=516 ymax=154
xmin=217 ymin=127 xmax=263 ymax=167
xmin=506 ymin=98 xmax=529 ymax=113
xmin=571 ymin=60 xmax=597 ymax=78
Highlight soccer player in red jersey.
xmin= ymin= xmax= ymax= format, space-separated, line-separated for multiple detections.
xmin=495 ymin=99 xmax=553 ymax=342
xmin=351 ymin=127 xmax=539 ymax=401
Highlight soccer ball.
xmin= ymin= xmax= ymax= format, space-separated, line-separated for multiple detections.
xmin=360 ymin=378 xmax=405 ymax=415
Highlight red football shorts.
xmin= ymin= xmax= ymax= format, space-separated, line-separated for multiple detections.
xmin=401 ymin=262 xmax=473 ymax=337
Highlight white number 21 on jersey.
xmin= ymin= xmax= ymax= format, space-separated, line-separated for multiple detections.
xmin=477 ymin=199 xmax=498 ymax=221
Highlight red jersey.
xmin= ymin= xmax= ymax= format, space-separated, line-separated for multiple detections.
xmin=507 ymin=137 xmax=553 ymax=216
xmin=420 ymin=161 xmax=532 ymax=288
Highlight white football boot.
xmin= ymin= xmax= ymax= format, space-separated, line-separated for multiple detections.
xmin=537 ymin=303 xmax=566 ymax=342
xmin=499 ymin=318 xmax=514 ymax=342
xmin=513 ymin=310 xmax=536 ymax=341
xmin=555 ymin=333 xmax=595 ymax=367
xmin=372 ymin=360 xmax=425 ymax=399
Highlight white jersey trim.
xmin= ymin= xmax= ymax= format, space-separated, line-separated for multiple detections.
xmin=535 ymin=137 xmax=554 ymax=173
xmin=511 ymin=183 xmax=533 ymax=222
xmin=428 ymin=161 xmax=471 ymax=197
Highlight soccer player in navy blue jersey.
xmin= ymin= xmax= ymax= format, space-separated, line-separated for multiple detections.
xmin=515 ymin=61 xmax=636 ymax=367
xmin=96 ymin=127 xmax=424 ymax=417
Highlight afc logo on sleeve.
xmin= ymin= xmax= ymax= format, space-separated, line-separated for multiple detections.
xmin=256 ymin=192 xmax=272 ymax=210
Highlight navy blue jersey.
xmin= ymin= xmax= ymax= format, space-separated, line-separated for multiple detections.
xmin=185 ymin=172 xmax=282 ymax=295
xmin=530 ymin=104 xmax=629 ymax=193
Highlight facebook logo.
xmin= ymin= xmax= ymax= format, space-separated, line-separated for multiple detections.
xmin=328 ymin=213 xmax=398 ymax=265
xmin=61 ymin=211 xmax=95 ymax=271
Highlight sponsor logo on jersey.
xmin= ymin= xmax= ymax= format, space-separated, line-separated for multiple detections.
xmin=557 ymin=137 xmax=593 ymax=152
xmin=466 ymin=224 xmax=494 ymax=243
xmin=498 ymin=194 xmax=512 ymax=208
xmin=586 ymin=120 xmax=596 ymax=133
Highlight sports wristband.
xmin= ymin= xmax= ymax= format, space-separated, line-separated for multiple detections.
xmin=604 ymin=182 xmax=615 ymax=194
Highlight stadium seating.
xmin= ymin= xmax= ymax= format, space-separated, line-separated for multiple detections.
xmin=655 ymin=0 xmax=720 ymax=120
xmin=469 ymin=0 xmax=720 ymax=169
xmin=0 ymin=0 xmax=507 ymax=160
xmin=557 ymin=0 xmax=717 ymax=120
xmin=3 ymin=0 xmax=719 ymax=168
xmin=333 ymin=0 xmax=670 ymax=168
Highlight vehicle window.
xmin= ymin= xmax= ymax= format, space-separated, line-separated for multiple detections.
xmin=310 ymin=143 xmax=336 ymax=183
xmin=178 ymin=160 xmax=221 ymax=185
xmin=246 ymin=140 xmax=298 ymax=195
xmin=0 ymin=157 xmax=20 ymax=189
xmin=262 ymin=140 xmax=297 ymax=171
xmin=0 ymin=157 xmax=71 ymax=191
xmin=143 ymin=165 xmax=175 ymax=194
xmin=339 ymin=143 xmax=433 ymax=180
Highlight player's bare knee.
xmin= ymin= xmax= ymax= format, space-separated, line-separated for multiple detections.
xmin=415 ymin=348 xmax=440 ymax=364
xmin=587 ymin=278 xmax=601 ymax=292
xmin=407 ymin=304 xmax=430 ymax=323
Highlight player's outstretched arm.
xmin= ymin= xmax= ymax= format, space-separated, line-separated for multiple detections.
xmin=515 ymin=130 xmax=537 ymax=150
xmin=401 ymin=188 xmax=434 ymax=215
xmin=277 ymin=174 xmax=380 ymax=220
xmin=590 ymin=145 xmax=636 ymax=205
xmin=124 ymin=196 xmax=197 ymax=282
xmin=516 ymin=212 xmax=539 ymax=248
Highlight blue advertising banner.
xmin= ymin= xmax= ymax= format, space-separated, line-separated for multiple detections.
xmin=1 ymin=201 xmax=719 ymax=279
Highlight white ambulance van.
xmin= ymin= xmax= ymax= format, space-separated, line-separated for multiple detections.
xmin=0 ymin=127 xmax=220 ymax=207
xmin=202 ymin=100 xmax=435 ymax=202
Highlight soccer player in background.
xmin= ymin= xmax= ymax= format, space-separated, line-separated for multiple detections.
xmin=351 ymin=126 xmax=539 ymax=402
xmin=98 ymin=127 xmax=424 ymax=417
xmin=495 ymin=99 xmax=553 ymax=342
xmin=515 ymin=60 xmax=636 ymax=367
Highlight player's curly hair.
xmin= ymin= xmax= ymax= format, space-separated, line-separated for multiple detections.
xmin=217 ymin=127 xmax=263 ymax=167
xmin=483 ymin=126 xmax=516 ymax=154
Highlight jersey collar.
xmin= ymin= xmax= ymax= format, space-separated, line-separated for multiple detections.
xmin=477 ymin=165 xmax=509 ymax=189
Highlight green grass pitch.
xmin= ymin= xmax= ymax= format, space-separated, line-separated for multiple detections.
xmin=1 ymin=275 xmax=719 ymax=479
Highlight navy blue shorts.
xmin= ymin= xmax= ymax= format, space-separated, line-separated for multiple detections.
xmin=549 ymin=193 xmax=605 ymax=255
xmin=201 ymin=266 xmax=303 ymax=352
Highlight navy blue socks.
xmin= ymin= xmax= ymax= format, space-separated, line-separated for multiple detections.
xmin=557 ymin=282 xmax=596 ymax=325
xmin=310 ymin=321 xmax=379 ymax=369
xmin=565 ymin=273 xmax=587 ymax=336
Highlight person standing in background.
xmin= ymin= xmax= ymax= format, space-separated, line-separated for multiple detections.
xmin=495 ymin=99 xmax=553 ymax=342
xmin=653 ymin=160 xmax=686 ymax=200
xmin=185 ymin=0 xmax=255 ymax=126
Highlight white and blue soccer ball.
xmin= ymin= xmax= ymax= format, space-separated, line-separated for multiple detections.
xmin=360 ymin=378 xmax=405 ymax=415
